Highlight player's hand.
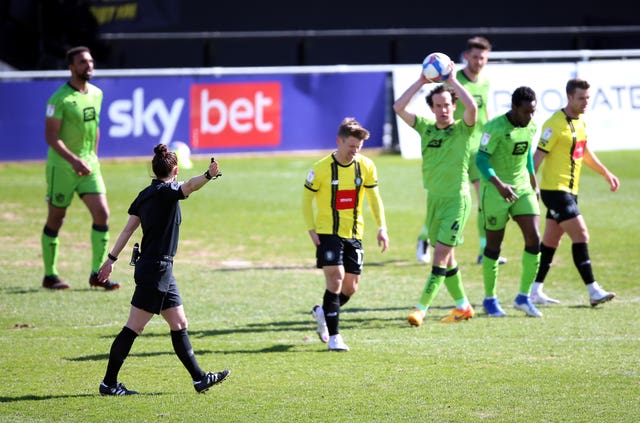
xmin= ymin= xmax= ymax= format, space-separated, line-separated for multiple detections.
xmin=308 ymin=229 xmax=320 ymax=247
xmin=418 ymin=73 xmax=433 ymax=84
xmin=443 ymin=61 xmax=456 ymax=83
xmin=72 ymin=157 xmax=91 ymax=176
xmin=377 ymin=228 xmax=389 ymax=253
xmin=607 ymin=172 xmax=620 ymax=192
xmin=498 ymin=183 xmax=518 ymax=203
xmin=208 ymin=159 xmax=220 ymax=178
xmin=97 ymin=261 xmax=113 ymax=283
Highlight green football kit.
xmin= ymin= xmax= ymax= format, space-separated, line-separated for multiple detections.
xmin=454 ymin=69 xmax=490 ymax=183
xmin=45 ymin=82 xmax=105 ymax=208
xmin=42 ymin=81 xmax=108 ymax=278
xmin=411 ymin=115 xmax=474 ymax=313
xmin=477 ymin=113 xmax=540 ymax=297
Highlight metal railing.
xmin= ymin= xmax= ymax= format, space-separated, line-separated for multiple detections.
xmin=97 ymin=25 xmax=640 ymax=67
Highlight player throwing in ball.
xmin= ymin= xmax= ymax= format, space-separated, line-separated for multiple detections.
xmin=394 ymin=60 xmax=478 ymax=326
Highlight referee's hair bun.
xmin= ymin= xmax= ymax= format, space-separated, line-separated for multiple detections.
xmin=154 ymin=143 xmax=169 ymax=156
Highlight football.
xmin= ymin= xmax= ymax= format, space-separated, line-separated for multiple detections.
xmin=170 ymin=141 xmax=193 ymax=169
xmin=421 ymin=52 xmax=452 ymax=82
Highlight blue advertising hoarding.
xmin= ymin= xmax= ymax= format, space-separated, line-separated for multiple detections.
xmin=0 ymin=72 xmax=387 ymax=161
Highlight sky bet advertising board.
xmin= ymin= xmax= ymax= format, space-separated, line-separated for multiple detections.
xmin=0 ymin=73 xmax=387 ymax=161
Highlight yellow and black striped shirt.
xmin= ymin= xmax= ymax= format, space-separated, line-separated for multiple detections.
xmin=537 ymin=110 xmax=587 ymax=195
xmin=302 ymin=152 xmax=385 ymax=240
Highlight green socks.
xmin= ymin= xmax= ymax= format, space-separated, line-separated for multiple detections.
xmin=91 ymin=225 xmax=110 ymax=273
xmin=482 ymin=255 xmax=499 ymax=297
xmin=42 ymin=225 xmax=110 ymax=276
xmin=519 ymin=251 xmax=541 ymax=294
xmin=417 ymin=266 xmax=446 ymax=311
xmin=443 ymin=266 xmax=469 ymax=308
xmin=41 ymin=230 xmax=59 ymax=276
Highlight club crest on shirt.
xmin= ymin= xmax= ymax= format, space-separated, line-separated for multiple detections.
xmin=480 ymin=133 xmax=491 ymax=146
xmin=540 ymin=128 xmax=553 ymax=142
xmin=305 ymin=169 xmax=315 ymax=184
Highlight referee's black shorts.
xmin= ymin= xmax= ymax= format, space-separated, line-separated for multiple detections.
xmin=132 ymin=257 xmax=182 ymax=314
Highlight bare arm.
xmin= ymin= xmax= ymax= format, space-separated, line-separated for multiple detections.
xmin=446 ymin=70 xmax=477 ymax=126
xmin=533 ymin=149 xmax=547 ymax=173
xmin=392 ymin=75 xmax=429 ymax=127
xmin=180 ymin=160 xmax=220 ymax=197
xmin=45 ymin=117 xmax=91 ymax=176
xmin=95 ymin=126 xmax=100 ymax=155
xmin=97 ymin=215 xmax=141 ymax=282
xmin=583 ymin=147 xmax=620 ymax=192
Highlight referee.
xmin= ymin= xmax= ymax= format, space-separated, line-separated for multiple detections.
xmin=96 ymin=144 xmax=229 ymax=395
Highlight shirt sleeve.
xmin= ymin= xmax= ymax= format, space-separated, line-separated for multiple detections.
xmin=526 ymin=148 xmax=535 ymax=174
xmin=365 ymin=186 xmax=387 ymax=230
xmin=476 ymin=150 xmax=496 ymax=180
xmin=302 ymin=186 xmax=316 ymax=231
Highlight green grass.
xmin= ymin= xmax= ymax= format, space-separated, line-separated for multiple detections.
xmin=1 ymin=150 xmax=639 ymax=422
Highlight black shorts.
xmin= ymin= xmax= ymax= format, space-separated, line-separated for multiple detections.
xmin=540 ymin=190 xmax=580 ymax=223
xmin=131 ymin=257 xmax=182 ymax=314
xmin=316 ymin=234 xmax=363 ymax=275
xmin=131 ymin=281 xmax=182 ymax=315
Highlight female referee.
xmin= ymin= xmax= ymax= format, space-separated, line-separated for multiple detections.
xmin=96 ymin=144 xmax=229 ymax=395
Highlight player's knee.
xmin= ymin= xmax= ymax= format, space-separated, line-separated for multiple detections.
xmin=127 ymin=324 xmax=146 ymax=335
xmin=169 ymin=318 xmax=188 ymax=332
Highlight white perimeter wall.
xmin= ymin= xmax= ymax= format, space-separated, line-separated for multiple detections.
xmin=393 ymin=59 xmax=640 ymax=158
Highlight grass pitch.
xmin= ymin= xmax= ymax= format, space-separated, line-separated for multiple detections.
xmin=0 ymin=150 xmax=638 ymax=422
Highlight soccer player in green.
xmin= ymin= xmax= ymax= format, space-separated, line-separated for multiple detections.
xmin=415 ymin=36 xmax=506 ymax=266
xmin=476 ymin=86 xmax=542 ymax=317
xmin=394 ymin=61 xmax=478 ymax=326
xmin=41 ymin=46 xmax=119 ymax=290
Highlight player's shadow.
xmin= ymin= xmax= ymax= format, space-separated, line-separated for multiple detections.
xmin=213 ymin=259 xmax=413 ymax=273
xmin=0 ymin=286 xmax=42 ymax=295
xmin=0 ymin=392 xmax=160 ymax=403
xmin=66 ymin=342 xmax=297 ymax=363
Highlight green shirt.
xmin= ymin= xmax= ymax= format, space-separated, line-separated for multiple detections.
xmin=45 ymin=82 xmax=103 ymax=165
xmin=413 ymin=115 xmax=474 ymax=197
xmin=478 ymin=114 xmax=537 ymax=194
xmin=453 ymin=69 xmax=489 ymax=153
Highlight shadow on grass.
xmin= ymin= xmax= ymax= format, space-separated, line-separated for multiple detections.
xmin=67 ymin=343 xmax=298 ymax=363
xmin=0 ymin=392 xmax=157 ymax=403
xmin=213 ymin=259 xmax=416 ymax=273
xmin=0 ymin=286 xmax=42 ymax=295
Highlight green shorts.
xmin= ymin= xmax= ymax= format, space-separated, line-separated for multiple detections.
xmin=425 ymin=192 xmax=471 ymax=247
xmin=480 ymin=185 xmax=540 ymax=231
xmin=45 ymin=159 xmax=106 ymax=208
xmin=468 ymin=150 xmax=481 ymax=182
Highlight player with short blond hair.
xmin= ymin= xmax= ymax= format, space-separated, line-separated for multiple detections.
xmin=303 ymin=117 xmax=389 ymax=351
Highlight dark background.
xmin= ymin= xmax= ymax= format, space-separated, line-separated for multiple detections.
xmin=2 ymin=0 xmax=640 ymax=70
